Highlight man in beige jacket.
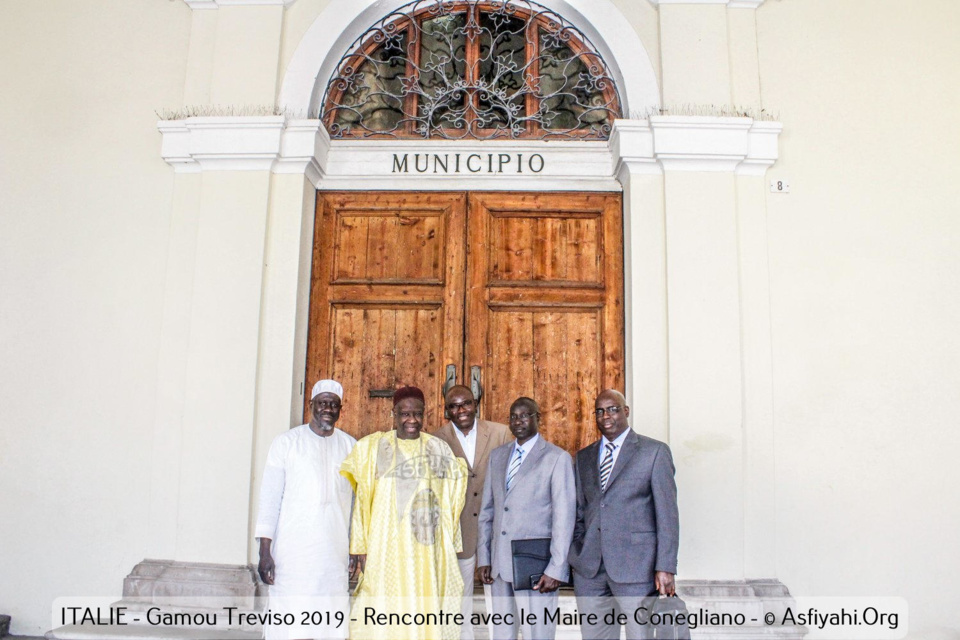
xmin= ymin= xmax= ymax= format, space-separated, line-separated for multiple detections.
xmin=433 ymin=384 xmax=512 ymax=640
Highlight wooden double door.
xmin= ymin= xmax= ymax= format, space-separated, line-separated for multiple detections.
xmin=306 ymin=191 xmax=623 ymax=456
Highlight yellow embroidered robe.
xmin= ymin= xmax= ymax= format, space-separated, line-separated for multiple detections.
xmin=341 ymin=431 xmax=468 ymax=640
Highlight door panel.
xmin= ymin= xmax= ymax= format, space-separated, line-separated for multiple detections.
xmin=485 ymin=308 xmax=604 ymax=453
xmin=489 ymin=215 xmax=602 ymax=286
xmin=332 ymin=211 xmax=446 ymax=283
xmin=306 ymin=192 xmax=466 ymax=438
xmin=466 ymin=193 xmax=623 ymax=453
xmin=306 ymin=191 xmax=623 ymax=456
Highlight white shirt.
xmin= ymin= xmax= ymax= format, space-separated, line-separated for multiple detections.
xmin=452 ymin=418 xmax=478 ymax=468
xmin=598 ymin=427 xmax=630 ymax=468
xmin=506 ymin=433 xmax=540 ymax=481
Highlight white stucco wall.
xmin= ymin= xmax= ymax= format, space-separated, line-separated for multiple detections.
xmin=757 ymin=0 xmax=960 ymax=636
xmin=0 ymin=0 xmax=191 ymax=635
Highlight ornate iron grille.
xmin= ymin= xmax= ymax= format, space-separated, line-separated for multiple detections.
xmin=321 ymin=0 xmax=622 ymax=140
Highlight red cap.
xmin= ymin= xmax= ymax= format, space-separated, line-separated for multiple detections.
xmin=393 ymin=386 xmax=425 ymax=406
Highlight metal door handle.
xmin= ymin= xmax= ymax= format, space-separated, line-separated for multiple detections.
xmin=442 ymin=364 xmax=457 ymax=396
xmin=470 ymin=365 xmax=483 ymax=401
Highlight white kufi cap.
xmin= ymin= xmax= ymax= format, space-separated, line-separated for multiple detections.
xmin=311 ymin=379 xmax=343 ymax=400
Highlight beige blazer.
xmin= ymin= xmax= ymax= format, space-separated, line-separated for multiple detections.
xmin=433 ymin=419 xmax=512 ymax=559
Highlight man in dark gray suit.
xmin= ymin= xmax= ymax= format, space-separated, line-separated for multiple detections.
xmin=477 ymin=397 xmax=575 ymax=640
xmin=568 ymin=389 xmax=679 ymax=639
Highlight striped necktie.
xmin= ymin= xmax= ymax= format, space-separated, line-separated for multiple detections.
xmin=599 ymin=442 xmax=616 ymax=491
xmin=506 ymin=447 xmax=523 ymax=492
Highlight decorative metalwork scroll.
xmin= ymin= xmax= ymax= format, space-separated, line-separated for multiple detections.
xmin=321 ymin=0 xmax=622 ymax=140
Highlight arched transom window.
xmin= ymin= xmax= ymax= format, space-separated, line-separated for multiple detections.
xmin=321 ymin=0 xmax=623 ymax=140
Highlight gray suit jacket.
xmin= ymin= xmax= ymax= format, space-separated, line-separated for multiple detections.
xmin=433 ymin=419 xmax=512 ymax=559
xmin=477 ymin=436 xmax=576 ymax=583
xmin=568 ymin=430 xmax=679 ymax=585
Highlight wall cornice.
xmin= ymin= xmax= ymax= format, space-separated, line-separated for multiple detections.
xmin=157 ymin=117 xmax=327 ymax=181
xmin=158 ymin=116 xmax=782 ymax=185
xmin=613 ymin=116 xmax=782 ymax=175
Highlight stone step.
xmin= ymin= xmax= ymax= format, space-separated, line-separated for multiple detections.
xmin=46 ymin=564 xmax=806 ymax=640
xmin=111 ymin=601 xmax=262 ymax=633
xmin=46 ymin=615 xmax=802 ymax=640
xmin=45 ymin=625 xmax=260 ymax=640
xmin=123 ymin=561 xmax=258 ymax=608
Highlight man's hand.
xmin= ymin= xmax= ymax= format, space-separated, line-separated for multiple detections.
xmin=349 ymin=554 xmax=366 ymax=580
xmin=655 ymin=571 xmax=676 ymax=596
xmin=257 ymin=539 xmax=275 ymax=585
xmin=533 ymin=574 xmax=562 ymax=593
xmin=477 ymin=565 xmax=494 ymax=585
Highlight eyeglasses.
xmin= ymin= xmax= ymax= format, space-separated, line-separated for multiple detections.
xmin=509 ymin=412 xmax=538 ymax=422
xmin=594 ymin=406 xmax=622 ymax=418
xmin=397 ymin=411 xmax=424 ymax=420
xmin=313 ymin=400 xmax=342 ymax=410
xmin=445 ymin=400 xmax=475 ymax=411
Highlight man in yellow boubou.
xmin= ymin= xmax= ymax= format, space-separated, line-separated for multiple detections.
xmin=340 ymin=386 xmax=468 ymax=640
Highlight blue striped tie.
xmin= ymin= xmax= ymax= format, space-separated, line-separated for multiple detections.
xmin=599 ymin=442 xmax=616 ymax=491
xmin=506 ymin=448 xmax=523 ymax=492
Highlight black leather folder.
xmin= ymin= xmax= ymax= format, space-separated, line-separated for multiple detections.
xmin=511 ymin=538 xmax=551 ymax=591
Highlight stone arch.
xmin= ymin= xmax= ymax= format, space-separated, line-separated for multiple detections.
xmin=279 ymin=0 xmax=659 ymax=119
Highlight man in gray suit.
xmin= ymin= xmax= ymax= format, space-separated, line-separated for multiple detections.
xmin=433 ymin=384 xmax=512 ymax=640
xmin=477 ymin=397 xmax=575 ymax=640
xmin=568 ymin=389 xmax=679 ymax=640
